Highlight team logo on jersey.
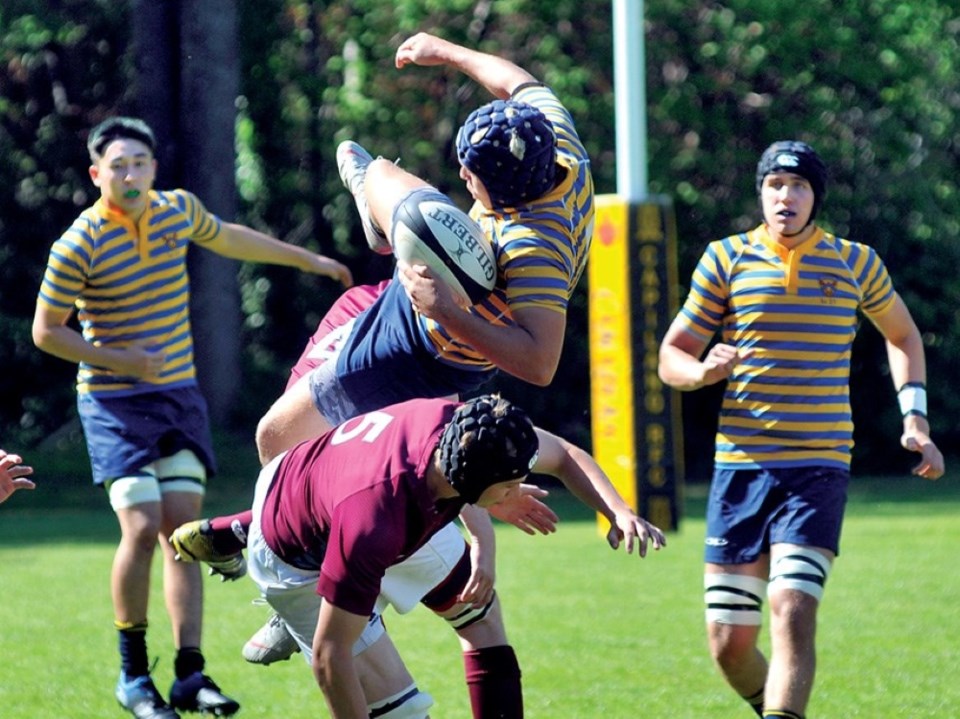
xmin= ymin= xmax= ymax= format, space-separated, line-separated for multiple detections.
xmin=163 ymin=234 xmax=179 ymax=250
xmin=818 ymin=276 xmax=838 ymax=298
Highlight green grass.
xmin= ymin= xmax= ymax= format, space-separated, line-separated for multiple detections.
xmin=1 ymin=469 xmax=958 ymax=718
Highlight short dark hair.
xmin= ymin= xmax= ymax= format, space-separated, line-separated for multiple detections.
xmin=87 ymin=117 xmax=156 ymax=160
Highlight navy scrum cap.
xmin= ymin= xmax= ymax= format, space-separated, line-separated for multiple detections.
xmin=87 ymin=117 xmax=156 ymax=159
xmin=438 ymin=395 xmax=540 ymax=505
xmin=456 ymin=99 xmax=558 ymax=208
xmin=756 ymin=140 xmax=828 ymax=220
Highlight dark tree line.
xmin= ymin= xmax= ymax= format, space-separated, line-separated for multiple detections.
xmin=2 ymin=0 xmax=958 ymax=479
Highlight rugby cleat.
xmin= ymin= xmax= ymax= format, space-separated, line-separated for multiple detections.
xmin=115 ymin=671 xmax=180 ymax=719
xmin=169 ymin=520 xmax=247 ymax=582
xmin=242 ymin=612 xmax=301 ymax=665
xmin=336 ymin=140 xmax=392 ymax=255
xmin=168 ymin=672 xmax=239 ymax=716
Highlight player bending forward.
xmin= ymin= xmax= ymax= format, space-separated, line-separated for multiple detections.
xmin=183 ymin=395 xmax=664 ymax=718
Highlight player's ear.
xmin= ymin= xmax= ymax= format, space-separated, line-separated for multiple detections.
xmin=89 ymin=163 xmax=101 ymax=186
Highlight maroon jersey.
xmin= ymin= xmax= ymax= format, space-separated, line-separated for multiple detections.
xmin=260 ymin=397 xmax=465 ymax=616
xmin=284 ymin=281 xmax=390 ymax=392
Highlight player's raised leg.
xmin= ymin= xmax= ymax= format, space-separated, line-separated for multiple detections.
xmin=255 ymin=372 xmax=335 ymax=465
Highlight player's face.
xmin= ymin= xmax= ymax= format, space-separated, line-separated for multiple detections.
xmin=474 ymin=478 xmax=525 ymax=508
xmin=90 ymin=138 xmax=156 ymax=220
xmin=459 ymin=165 xmax=493 ymax=208
xmin=761 ymin=172 xmax=815 ymax=241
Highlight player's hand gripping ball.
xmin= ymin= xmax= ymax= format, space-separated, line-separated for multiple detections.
xmin=392 ymin=194 xmax=496 ymax=305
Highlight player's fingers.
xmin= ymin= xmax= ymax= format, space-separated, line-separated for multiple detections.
xmin=606 ymin=526 xmax=621 ymax=551
xmin=513 ymin=520 xmax=536 ymax=536
xmin=630 ymin=525 xmax=646 ymax=558
xmin=518 ymin=483 xmax=548 ymax=499
xmin=914 ymin=456 xmax=943 ymax=480
xmin=533 ymin=514 xmax=557 ymax=534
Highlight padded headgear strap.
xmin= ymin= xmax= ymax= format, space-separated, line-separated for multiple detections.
xmin=438 ymin=395 xmax=539 ymax=504
xmin=456 ymin=99 xmax=557 ymax=208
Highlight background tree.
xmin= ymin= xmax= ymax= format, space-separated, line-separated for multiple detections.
xmin=130 ymin=0 xmax=245 ymax=423
xmin=2 ymin=0 xmax=957 ymax=479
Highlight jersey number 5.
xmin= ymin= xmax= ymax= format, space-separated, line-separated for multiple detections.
xmin=330 ymin=410 xmax=393 ymax=446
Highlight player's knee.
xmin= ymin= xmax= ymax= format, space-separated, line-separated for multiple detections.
xmin=708 ymin=621 xmax=759 ymax=669
xmin=368 ymin=684 xmax=434 ymax=719
xmin=705 ymin=573 xmax=766 ymax=627
xmin=768 ymin=547 xmax=831 ymax=602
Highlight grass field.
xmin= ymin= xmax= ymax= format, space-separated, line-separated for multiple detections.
xmin=1 ymin=449 xmax=958 ymax=718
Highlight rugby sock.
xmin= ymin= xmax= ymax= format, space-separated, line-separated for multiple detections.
xmin=116 ymin=620 xmax=149 ymax=677
xmin=763 ymin=710 xmax=803 ymax=719
xmin=207 ymin=511 xmax=252 ymax=555
xmin=463 ymin=645 xmax=523 ymax=719
xmin=743 ymin=686 xmax=764 ymax=716
xmin=174 ymin=646 xmax=205 ymax=680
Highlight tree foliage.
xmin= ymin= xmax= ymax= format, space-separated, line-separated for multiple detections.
xmin=2 ymin=0 xmax=958 ymax=476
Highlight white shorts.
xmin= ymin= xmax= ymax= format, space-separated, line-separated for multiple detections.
xmin=248 ymin=453 xmax=467 ymax=659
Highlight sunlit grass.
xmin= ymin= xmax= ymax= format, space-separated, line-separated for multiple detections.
xmin=1 ymin=477 xmax=957 ymax=718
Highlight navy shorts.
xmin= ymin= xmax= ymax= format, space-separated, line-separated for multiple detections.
xmin=77 ymin=385 xmax=217 ymax=486
xmin=704 ymin=466 xmax=849 ymax=564
xmin=333 ymin=267 xmax=495 ymax=413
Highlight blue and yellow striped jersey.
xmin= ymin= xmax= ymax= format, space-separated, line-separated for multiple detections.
xmin=37 ymin=189 xmax=222 ymax=395
xmin=677 ymin=225 xmax=896 ymax=469
xmin=420 ymin=84 xmax=595 ymax=369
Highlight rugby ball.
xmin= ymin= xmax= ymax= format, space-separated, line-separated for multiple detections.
xmin=392 ymin=196 xmax=497 ymax=305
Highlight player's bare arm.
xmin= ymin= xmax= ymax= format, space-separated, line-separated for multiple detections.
xmin=32 ymin=304 xmax=166 ymax=380
xmin=400 ymin=262 xmax=565 ymax=385
xmin=871 ymin=294 xmax=945 ymax=480
xmin=312 ymin=601 xmax=371 ymax=719
xmin=456 ymin=504 xmax=497 ymax=606
xmin=395 ymin=32 xmax=536 ymax=99
xmin=658 ymin=319 xmax=746 ymax=391
xmin=204 ymin=222 xmax=353 ymax=287
xmin=532 ymin=429 xmax=666 ymax=557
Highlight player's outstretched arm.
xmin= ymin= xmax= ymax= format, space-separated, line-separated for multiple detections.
xmin=532 ymin=429 xmax=666 ymax=557
xmin=395 ymin=32 xmax=537 ymax=99
xmin=0 ymin=450 xmax=35 ymax=504
xmin=205 ymin=222 xmax=353 ymax=287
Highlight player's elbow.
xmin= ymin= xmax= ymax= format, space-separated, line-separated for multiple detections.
xmin=511 ymin=353 xmax=558 ymax=386
xmin=31 ymin=317 xmax=53 ymax=352
xmin=526 ymin=366 xmax=556 ymax=387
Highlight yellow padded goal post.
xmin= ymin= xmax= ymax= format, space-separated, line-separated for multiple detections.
xmin=588 ymin=194 xmax=685 ymax=531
